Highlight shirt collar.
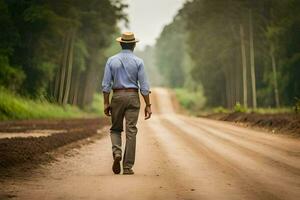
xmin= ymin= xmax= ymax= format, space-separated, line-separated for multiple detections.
xmin=121 ymin=49 xmax=133 ymax=53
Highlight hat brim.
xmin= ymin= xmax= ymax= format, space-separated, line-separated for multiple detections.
xmin=116 ymin=37 xmax=139 ymax=43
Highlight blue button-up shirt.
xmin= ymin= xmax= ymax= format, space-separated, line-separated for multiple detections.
xmin=102 ymin=50 xmax=150 ymax=95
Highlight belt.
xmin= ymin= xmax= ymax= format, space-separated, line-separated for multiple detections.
xmin=113 ymin=88 xmax=139 ymax=93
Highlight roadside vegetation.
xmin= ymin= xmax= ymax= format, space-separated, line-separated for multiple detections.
xmin=85 ymin=93 xmax=104 ymax=116
xmin=173 ymin=91 xmax=299 ymax=135
xmin=0 ymin=87 xmax=103 ymax=120
xmin=231 ymin=103 xmax=294 ymax=114
xmin=139 ymin=0 xmax=300 ymax=136
xmin=173 ymin=86 xmax=297 ymax=115
xmin=139 ymin=0 xmax=300 ymax=112
xmin=0 ymin=0 xmax=126 ymax=121
xmin=175 ymin=92 xmax=295 ymax=116
xmin=174 ymin=88 xmax=206 ymax=114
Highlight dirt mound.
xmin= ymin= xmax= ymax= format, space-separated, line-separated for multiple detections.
xmin=0 ymin=118 xmax=109 ymax=170
xmin=218 ymin=112 xmax=300 ymax=136
xmin=0 ymin=118 xmax=107 ymax=132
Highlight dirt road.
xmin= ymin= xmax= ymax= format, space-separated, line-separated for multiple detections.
xmin=1 ymin=88 xmax=300 ymax=200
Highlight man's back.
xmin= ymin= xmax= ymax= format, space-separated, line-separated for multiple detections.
xmin=102 ymin=50 xmax=149 ymax=96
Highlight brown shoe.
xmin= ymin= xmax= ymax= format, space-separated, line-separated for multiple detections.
xmin=123 ymin=168 xmax=134 ymax=175
xmin=112 ymin=155 xmax=121 ymax=174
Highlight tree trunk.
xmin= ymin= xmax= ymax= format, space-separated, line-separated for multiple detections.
xmin=270 ymin=51 xmax=280 ymax=108
xmin=72 ymin=71 xmax=80 ymax=105
xmin=63 ymin=30 xmax=75 ymax=105
xmin=53 ymin=36 xmax=67 ymax=101
xmin=230 ymin=62 xmax=235 ymax=108
xmin=235 ymin=50 xmax=241 ymax=105
xmin=69 ymin=67 xmax=81 ymax=106
xmin=225 ymin=70 xmax=231 ymax=108
xmin=240 ymin=24 xmax=248 ymax=108
xmin=53 ymin=67 xmax=61 ymax=101
xmin=225 ymin=61 xmax=235 ymax=108
xmin=78 ymin=51 xmax=102 ymax=108
xmin=58 ymin=32 xmax=71 ymax=104
xmin=249 ymin=9 xmax=257 ymax=109
xmin=78 ymin=61 xmax=94 ymax=108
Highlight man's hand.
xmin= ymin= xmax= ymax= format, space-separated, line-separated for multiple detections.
xmin=144 ymin=105 xmax=152 ymax=120
xmin=104 ymin=103 xmax=111 ymax=117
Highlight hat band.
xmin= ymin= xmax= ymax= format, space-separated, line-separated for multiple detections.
xmin=121 ymin=38 xmax=135 ymax=41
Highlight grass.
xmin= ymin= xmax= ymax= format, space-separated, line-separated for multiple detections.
xmin=0 ymin=87 xmax=103 ymax=120
xmin=249 ymin=107 xmax=293 ymax=114
xmin=232 ymin=102 xmax=293 ymax=114
xmin=207 ymin=104 xmax=294 ymax=115
xmin=83 ymin=93 xmax=104 ymax=116
xmin=173 ymin=88 xmax=294 ymax=115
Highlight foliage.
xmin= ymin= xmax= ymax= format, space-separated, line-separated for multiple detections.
xmin=155 ymin=0 xmax=300 ymax=109
xmin=294 ymin=97 xmax=300 ymax=114
xmin=0 ymin=56 xmax=25 ymax=91
xmin=212 ymin=107 xmax=230 ymax=114
xmin=175 ymin=88 xmax=206 ymax=112
xmin=0 ymin=88 xmax=85 ymax=120
xmin=233 ymin=102 xmax=248 ymax=113
xmin=84 ymin=93 xmax=104 ymax=116
xmin=0 ymin=0 xmax=127 ymax=107
xmin=154 ymin=16 xmax=192 ymax=88
xmin=253 ymin=107 xmax=293 ymax=114
xmin=136 ymin=45 xmax=163 ymax=87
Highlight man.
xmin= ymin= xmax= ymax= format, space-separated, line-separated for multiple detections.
xmin=102 ymin=32 xmax=152 ymax=175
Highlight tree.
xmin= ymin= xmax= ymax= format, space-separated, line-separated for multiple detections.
xmin=155 ymin=15 xmax=187 ymax=88
xmin=249 ymin=9 xmax=257 ymax=109
xmin=0 ymin=0 xmax=127 ymax=108
xmin=154 ymin=0 xmax=300 ymax=108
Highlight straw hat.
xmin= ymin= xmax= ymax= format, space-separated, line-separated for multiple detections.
xmin=116 ymin=32 xmax=139 ymax=43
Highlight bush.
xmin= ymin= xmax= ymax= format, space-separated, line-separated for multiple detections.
xmin=175 ymin=88 xmax=206 ymax=112
xmin=294 ymin=97 xmax=300 ymax=114
xmin=0 ymin=56 xmax=25 ymax=91
xmin=83 ymin=93 xmax=104 ymax=116
xmin=233 ymin=102 xmax=247 ymax=113
xmin=213 ymin=106 xmax=229 ymax=113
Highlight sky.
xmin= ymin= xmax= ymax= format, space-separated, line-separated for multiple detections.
xmin=120 ymin=0 xmax=186 ymax=50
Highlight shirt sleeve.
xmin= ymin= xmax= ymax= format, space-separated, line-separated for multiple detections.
xmin=137 ymin=60 xmax=150 ymax=95
xmin=102 ymin=59 xmax=113 ymax=93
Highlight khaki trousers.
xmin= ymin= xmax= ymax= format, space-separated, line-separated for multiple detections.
xmin=110 ymin=92 xmax=140 ymax=169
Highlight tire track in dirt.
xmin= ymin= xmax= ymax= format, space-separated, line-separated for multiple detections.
xmin=177 ymin=116 xmax=300 ymax=174
xmin=181 ymin=115 xmax=300 ymax=154
xmin=149 ymin=116 xmax=254 ymax=200
xmin=160 ymin=114 xmax=300 ymax=200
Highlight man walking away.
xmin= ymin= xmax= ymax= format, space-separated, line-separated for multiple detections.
xmin=102 ymin=32 xmax=152 ymax=175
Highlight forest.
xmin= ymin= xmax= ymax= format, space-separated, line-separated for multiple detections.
xmin=1 ymin=0 xmax=299 ymax=119
xmin=151 ymin=0 xmax=300 ymax=109
xmin=0 ymin=0 xmax=126 ymax=110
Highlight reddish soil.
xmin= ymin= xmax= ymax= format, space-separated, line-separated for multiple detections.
xmin=0 ymin=118 xmax=108 ymax=133
xmin=206 ymin=112 xmax=300 ymax=136
xmin=0 ymin=118 xmax=109 ymax=170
